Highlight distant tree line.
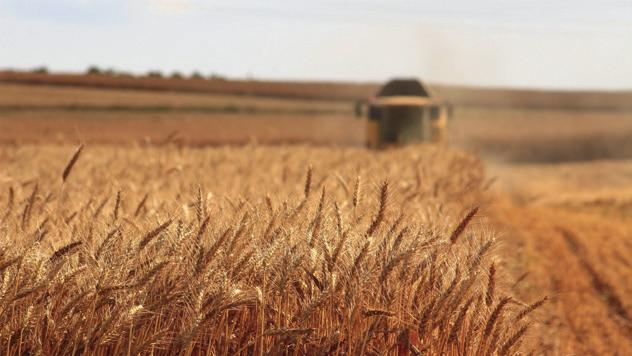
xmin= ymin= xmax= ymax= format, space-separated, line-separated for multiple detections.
xmin=24 ymin=65 xmax=226 ymax=80
xmin=31 ymin=66 xmax=48 ymax=74
xmin=85 ymin=66 xmax=225 ymax=80
xmin=25 ymin=65 xmax=227 ymax=81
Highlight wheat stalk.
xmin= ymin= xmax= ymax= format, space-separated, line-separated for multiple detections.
xmin=450 ymin=206 xmax=478 ymax=244
xmin=62 ymin=144 xmax=84 ymax=182
xmin=138 ymin=220 xmax=172 ymax=251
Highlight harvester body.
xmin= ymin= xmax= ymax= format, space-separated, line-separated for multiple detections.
xmin=364 ymin=79 xmax=450 ymax=148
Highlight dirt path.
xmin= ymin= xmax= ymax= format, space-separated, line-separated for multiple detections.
xmin=486 ymin=161 xmax=632 ymax=354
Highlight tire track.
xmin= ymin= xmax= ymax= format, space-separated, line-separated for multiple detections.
xmin=558 ymin=227 xmax=632 ymax=344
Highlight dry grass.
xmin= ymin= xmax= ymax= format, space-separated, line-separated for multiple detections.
xmin=0 ymin=144 xmax=539 ymax=355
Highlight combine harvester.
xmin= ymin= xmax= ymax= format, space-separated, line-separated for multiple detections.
xmin=358 ymin=79 xmax=451 ymax=148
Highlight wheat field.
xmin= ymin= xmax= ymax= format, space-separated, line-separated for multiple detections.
xmin=0 ymin=144 xmax=542 ymax=355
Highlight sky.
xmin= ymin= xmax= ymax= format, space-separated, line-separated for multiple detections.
xmin=1 ymin=0 xmax=631 ymax=90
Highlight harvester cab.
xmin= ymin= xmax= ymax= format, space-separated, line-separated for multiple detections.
xmin=357 ymin=79 xmax=450 ymax=148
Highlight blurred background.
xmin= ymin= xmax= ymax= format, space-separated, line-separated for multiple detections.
xmin=1 ymin=0 xmax=631 ymax=166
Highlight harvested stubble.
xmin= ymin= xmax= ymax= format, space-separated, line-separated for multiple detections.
xmin=0 ymin=144 xmax=541 ymax=355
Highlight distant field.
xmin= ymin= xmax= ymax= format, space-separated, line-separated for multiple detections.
xmin=0 ymin=83 xmax=351 ymax=113
xmin=451 ymin=107 xmax=632 ymax=162
xmin=487 ymin=159 xmax=632 ymax=217
xmin=0 ymin=83 xmax=363 ymax=145
xmin=2 ymin=83 xmax=632 ymax=163
xmin=4 ymin=71 xmax=632 ymax=110
xmin=0 ymin=71 xmax=376 ymax=101
xmin=0 ymin=111 xmax=364 ymax=146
